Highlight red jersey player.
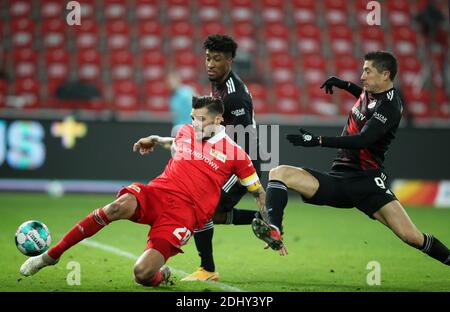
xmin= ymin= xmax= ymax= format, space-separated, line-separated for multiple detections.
xmin=19 ymin=96 xmax=268 ymax=287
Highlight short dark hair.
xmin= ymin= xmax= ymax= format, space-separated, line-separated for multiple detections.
xmin=203 ymin=34 xmax=238 ymax=58
xmin=192 ymin=96 xmax=224 ymax=115
xmin=364 ymin=51 xmax=398 ymax=80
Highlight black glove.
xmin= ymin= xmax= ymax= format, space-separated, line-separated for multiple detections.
xmin=286 ymin=128 xmax=321 ymax=147
xmin=320 ymin=76 xmax=348 ymax=94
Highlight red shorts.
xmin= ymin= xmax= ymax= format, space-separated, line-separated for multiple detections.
xmin=117 ymin=183 xmax=196 ymax=260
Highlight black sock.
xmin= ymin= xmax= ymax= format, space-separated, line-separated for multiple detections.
xmin=194 ymin=221 xmax=215 ymax=272
xmin=420 ymin=233 xmax=450 ymax=266
xmin=266 ymin=180 xmax=288 ymax=232
xmin=227 ymin=208 xmax=256 ymax=225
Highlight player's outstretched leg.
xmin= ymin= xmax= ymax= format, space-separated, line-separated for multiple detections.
xmin=374 ymin=200 xmax=450 ymax=266
xmin=134 ymin=242 xmax=173 ymax=287
xmin=20 ymin=193 xmax=138 ymax=277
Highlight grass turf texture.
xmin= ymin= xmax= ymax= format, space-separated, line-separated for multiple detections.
xmin=1 ymin=192 xmax=449 ymax=292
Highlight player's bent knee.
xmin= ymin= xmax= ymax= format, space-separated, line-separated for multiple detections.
xmin=133 ymin=263 xmax=158 ymax=286
xmin=103 ymin=194 xmax=137 ymax=221
xmin=269 ymin=165 xmax=290 ymax=182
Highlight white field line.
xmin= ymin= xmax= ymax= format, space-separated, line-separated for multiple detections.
xmin=80 ymin=239 xmax=244 ymax=292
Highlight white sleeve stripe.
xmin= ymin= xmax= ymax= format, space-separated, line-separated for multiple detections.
xmin=226 ymin=80 xmax=232 ymax=94
xmin=222 ymin=175 xmax=238 ymax=192
xmin=229 ymin=78 xmax=236 ymax=93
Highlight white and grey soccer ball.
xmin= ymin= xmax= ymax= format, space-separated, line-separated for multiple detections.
xmin=15 ymin=220 xmax=51 ymax=256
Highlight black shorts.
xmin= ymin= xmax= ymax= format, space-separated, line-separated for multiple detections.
xmin=302 ymin=167 xmax=398 ymax=219
xmin=216 ymin=158 xmax=261 ymax=213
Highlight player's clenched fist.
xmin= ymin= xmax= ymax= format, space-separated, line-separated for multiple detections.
xmin=133 ymin=135 xmax=161 ymax=155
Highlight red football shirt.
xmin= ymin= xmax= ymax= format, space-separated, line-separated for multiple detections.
xmin=149 ymin=124 xmax=259 ymax=228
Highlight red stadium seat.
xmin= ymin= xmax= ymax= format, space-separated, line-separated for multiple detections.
xmin=200 ymin=22 xmax=226 ymax=38
xmin=9 ymin=0 xmax=32 ymax=18
xmin=79 ymin=0 xmax=96 ymax=20
xmin=10 ymin=19 xmax=34 ymax=49
xmin=175 ymin=52 xmax=199 ymax=83
xmin=229 ymin=0 xmax=254 ymax=23
xmin=404 ymin=90 xmax=431 ymax=119
xmin=41 ymin=19 xmax=67 ymax=50
xmin=261 ymin=1 xmax=285 ymax=24
xmin=73 ymin=20 xmax=99 ymax=50
xmin=169 ymin=22 xmax=195 ymax=52
xmin=41 ymin=0 xmax=63 ymax=19
xmin=335 ymin=55 xmax=360 ymax=83
xmin=292 ymin=0 xmax=316 ymax=25
xmin=302 ymin=55 xmax=327 ymax=85
xmin=197 ymin=0 xmax=221 ymax=6
xmin=274 ymin=83 xmax=302 ymax=114
xmin=109 ymin=50 xmax=134 ymax=81
xmin=388 ymin=10 xmax=412 ymax=27
xmin=137 ymin=21 xmax=163 ymax=51
xmin=112 ymin=81 xmax=139 ymax=112
xmin=295 ymin=24 xmax=322 ymax=55
xmin=77 ymin=50 xmax=102 ymax=82
xmin=135 ymin=0 xmax=158 ymax=20
xmin=307 ymin=85 xmax=339 ymax=116
xmin=143 ymin=81 xmax=170 ymax=112
xmin=323 ymin=0 xmax=348 ymax=26
xmin=398 ymin=56 xmax=421 ymax=89
xmin=105 ymin=21 xmax=131 ymax=50
xmin=270 ymin=53 xmax=296 ymax=84
xmin=167 ymin=1 xmax=191 ymax=22
xmin=104 ymin=1 xmax=127 ymax=20
xmin=248 ymin=83 xmax=270 ymax=114
xmin=140 ymin=51 xmax=166 ymax=82
xmin=12 ymin=48 xmax=38 ymax=63
xmin=386 ymin=0 xmax=410 ymax=12
xmin=392 ymin=27 xmax=418 ymax=56
xmin=198 ymin=0 xmax=222 ymax=23
xmin=45 ymin=49 xmax=70 ymax=82
xmin=328 ymin=25 xmax=353 ymax=56
xmin=264 ymin=23 xmax=290 ymax=54
xmin=12 ymin=49 xmax=38 ymax=79
xmin=232 ymin=22 xmax=256 ymax=52
xmin=359 ymin=26 xmax=385 ymax=54
xmin=13 ymin=78 xmax=40 ymax=109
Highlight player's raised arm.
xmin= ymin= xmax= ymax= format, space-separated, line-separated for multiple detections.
xmin=133 ymin=135 xmax=174 ymax=155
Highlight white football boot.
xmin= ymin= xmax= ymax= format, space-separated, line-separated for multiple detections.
xmin=20 ymin=252 xmax=58 ymax=276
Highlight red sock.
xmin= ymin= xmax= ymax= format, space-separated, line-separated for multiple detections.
xmin=149 ymin=270 xmax=162 ymax=287
xmin=47 ymin=208 xmax=110 ymax=260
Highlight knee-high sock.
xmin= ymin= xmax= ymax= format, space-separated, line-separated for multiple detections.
xmin=193 ymin=221 xmax=215 ymax=272
xmin=47 ymin=208 xmax=110 ymax=260
xmin=266 ymin=180 xmax=288 ymax=233
xmin=225 ymin=208 xmax=257 ymax=225
xmin=420 ymin=233 xmax=450 ymax=266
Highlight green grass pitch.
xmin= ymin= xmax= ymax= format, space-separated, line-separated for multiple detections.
xmin=1 ymin=192 xmax=449 ymax=292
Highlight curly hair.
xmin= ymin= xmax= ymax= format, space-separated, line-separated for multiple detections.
xmin=203 ymin=34 xmax=238 ymax=58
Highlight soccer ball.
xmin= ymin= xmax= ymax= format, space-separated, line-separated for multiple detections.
xmin=15 ymin=220 xmax=51 ymax=256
